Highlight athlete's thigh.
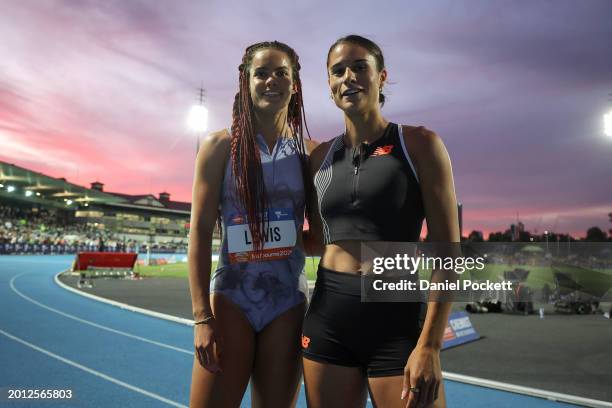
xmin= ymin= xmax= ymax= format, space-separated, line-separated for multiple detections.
xmin=251 ymin=301 xmax=305 ymax=408
xmin=368 ymin=375 xmax=446 ymax=408
xmin=303 ymin=358 xmax=368 ymax=408
xmin=189 ymin=293 xmax=255 ymax=408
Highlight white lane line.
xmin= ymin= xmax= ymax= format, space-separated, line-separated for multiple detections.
xmin=443 ymin=372 xmax=612 ymax=408
xmin=9 ymin=273 xmax=193 ymax=355
xmin=54 ymin=271 xmax=194 ymax=326
xmin=55 ymin=269 xmax=314 ymax=325
xmin=0 ymin=328 xmax=188 ymax=408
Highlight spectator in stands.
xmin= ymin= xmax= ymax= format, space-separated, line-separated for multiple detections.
xmin=0 ymin=204 xmax=187 ymax=255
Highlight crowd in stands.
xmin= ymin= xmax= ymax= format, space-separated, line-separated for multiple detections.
xmin=1 ymin=205 xmax=607 ymax=264
xmin=0 ymin=205 xmax=188 ymax=255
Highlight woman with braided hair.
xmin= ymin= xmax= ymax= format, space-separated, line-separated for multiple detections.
xmin=188 ymin=41 xmax=315 ymax=407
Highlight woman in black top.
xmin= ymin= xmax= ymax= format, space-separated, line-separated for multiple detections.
xmin=302 ymin=35 xmax=459 ymax=408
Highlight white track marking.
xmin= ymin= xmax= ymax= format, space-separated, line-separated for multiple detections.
xmin=54 ymin=271 xmax=194 ymax=326
xmin=0 ymin=328 xmax=187 ymax=407
xmin=443 ymin=372 xmax=612 ymax=408
xmin=9 ymin=273 xmax=192 ymax=355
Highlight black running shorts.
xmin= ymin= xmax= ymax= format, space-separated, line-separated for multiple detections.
xmin=302 ymin=265 xmax=426 ymax=377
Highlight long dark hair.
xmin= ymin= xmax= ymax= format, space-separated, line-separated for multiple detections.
xmin=327 ymin=34 xmax=387 ymax=106
xmin=230 ymin=41 xmax=311 ymax=251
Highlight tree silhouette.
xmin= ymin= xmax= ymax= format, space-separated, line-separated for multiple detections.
xmin=585 ymin=226 xmax=607 ymax=242
xmin=468 ymin=230 xmax=484 ymax=242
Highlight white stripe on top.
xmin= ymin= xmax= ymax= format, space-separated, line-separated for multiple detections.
xmin=398 ymin=124 xmax=420 ymax=184
xmin=314 ymin=135 xmax=345 ymax=244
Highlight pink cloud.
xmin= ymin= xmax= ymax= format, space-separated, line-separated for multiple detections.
xmin=1 ymin=1 xmax=610 ymax=238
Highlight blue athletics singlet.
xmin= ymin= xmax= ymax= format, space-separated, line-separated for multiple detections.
xmin=210 ymin=133 xmax=307 ymax=332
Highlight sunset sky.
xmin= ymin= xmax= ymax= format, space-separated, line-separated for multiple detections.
xmin=1 ymin=1 xmax=611 ymax=237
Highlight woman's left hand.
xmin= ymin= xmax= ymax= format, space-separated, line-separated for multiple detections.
xmin=402 ymin=344 xmax=442 ymax=408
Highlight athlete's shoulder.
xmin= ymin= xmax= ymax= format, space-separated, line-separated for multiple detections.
xmin=194 ymin=129 xmax=231 ymax=174
xmin=204 ymin=128 xmax=231 ymax=145
xmin=308 ymin=137 xmax=337 ymax=173
xmin=401 ymin=125 xmax=451 ymax=179
xmin=199 ymin=129 xmax=231 ymax=155
xmin=311 ymin=138 xmax=335 ymax=162
xmin=304 ymin=138 xmax=320 ymax=156
xmin=401 ymin=125 xmax=439 ymax=143
xmin=401 ymin=125 xmax=445 ymax=157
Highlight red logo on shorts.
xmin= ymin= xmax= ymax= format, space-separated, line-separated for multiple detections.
xmin=301 ymin=335 xmax=311 ymax=349
xmin=372 ymin=145 xmax=394 ymax=156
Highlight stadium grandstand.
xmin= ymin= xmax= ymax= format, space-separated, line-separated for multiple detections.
xmin=0 ymin=160 xmax=214 ymax=255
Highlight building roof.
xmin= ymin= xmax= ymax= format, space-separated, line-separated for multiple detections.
xmin=105 ymin=191 xmax=191 ymax=213
xmin=0 ymin=161 xmax=191 ymax=215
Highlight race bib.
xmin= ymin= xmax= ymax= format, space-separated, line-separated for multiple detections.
xmin=226 ymin=208 xmax=297 ymax=263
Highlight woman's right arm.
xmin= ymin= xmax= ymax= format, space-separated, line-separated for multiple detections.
xmin=188 ymin=129 xmax=230 ymax=371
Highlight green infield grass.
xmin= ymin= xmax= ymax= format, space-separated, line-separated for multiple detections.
xmin=136 ymin=257 xmax=321 ymax=281
xmin=135 ymin=258 xmax=612 ymax=295
xmin=422 ymin=263 xmax=612 ymax=292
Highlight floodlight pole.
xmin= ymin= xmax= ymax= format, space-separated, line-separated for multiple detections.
xmin=196 ymin=87 xmax=206 ymax=156
xmin=188 ymin=85 xmax=208 ymax=157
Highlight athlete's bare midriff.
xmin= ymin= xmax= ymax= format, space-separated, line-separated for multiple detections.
xmin=319 ymin=241 xmax=365 ymax=274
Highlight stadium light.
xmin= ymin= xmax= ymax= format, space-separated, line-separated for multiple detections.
xmin=0 ymin=183 xmax=4 ymax=188
xmin=188 ymin=105 xmax=208 ymax=133
xmin=7 ymin=185 xmax=15 ymax=193
xmin=189 ymin=87 xmax=209 ymax=155
xmin=25 ymin=190 xmax=33 ymax=197
xmin=604 ymin=110 xmax=612 ymax=138
xmin=66 ymin=199 xmax=73 ymax=205
xmin=35 ymin=192 xmax=41 ymax=196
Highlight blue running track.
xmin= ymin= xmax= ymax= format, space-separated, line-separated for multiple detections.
xmin=0 ymin=256 xmax=580 ymax=407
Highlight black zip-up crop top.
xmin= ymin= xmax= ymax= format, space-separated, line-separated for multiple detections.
xmin=314 ymin=122 xmax=424 ymax=244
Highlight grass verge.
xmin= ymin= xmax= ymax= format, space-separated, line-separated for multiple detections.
xmin=136 ymin=257 xmax=321 ymax=281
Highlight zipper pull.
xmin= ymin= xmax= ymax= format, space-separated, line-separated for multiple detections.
xmin=352 ymin=145 xmax=361 ymax=175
